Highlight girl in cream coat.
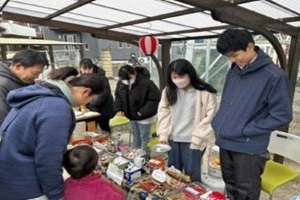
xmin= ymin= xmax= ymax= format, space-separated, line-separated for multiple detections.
xmin=157 ymin=59 xmax=217 ymax=181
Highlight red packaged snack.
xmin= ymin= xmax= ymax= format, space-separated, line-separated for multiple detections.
xmin=183 ymin=183 xmax=207 ymax=200
xmin=207 ymin=191 xmax=226 ymax=200
xmin=140 ymin=180 xmax=158 ymax=191
xmin=71 ymin=137 xmax=92 ymax=146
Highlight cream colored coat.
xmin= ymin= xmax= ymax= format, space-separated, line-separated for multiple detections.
xmin=157 ymin=88 xmax=217 ymax=150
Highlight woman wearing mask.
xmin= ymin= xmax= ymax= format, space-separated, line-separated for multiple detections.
xmin=157 ymin=59 xmax=217 ymax=181
xmin=0 ymin=73 xmax=104 ymax=200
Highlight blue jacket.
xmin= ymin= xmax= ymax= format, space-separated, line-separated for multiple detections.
xmin=0 ymin=83 xmax=75 ymax=200
xmin=211 ymin=47 xmax=292 ymax=154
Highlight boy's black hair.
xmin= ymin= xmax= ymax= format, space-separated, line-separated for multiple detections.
xmin=118 ymin=64 xmax=135 ymax=80
xmin=216 ymin=28 xmax=255 ymax=55
xmin=63 ymin=145 xmax=99 ymax=179
xmin=80 ymin=58 xmax=98 ymax=73
xmin=69 ymin=73 xmax=105 ymax=95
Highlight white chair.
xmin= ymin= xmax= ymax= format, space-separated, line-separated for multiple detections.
xmin=261 ymin=130 xmax=300 ymax=200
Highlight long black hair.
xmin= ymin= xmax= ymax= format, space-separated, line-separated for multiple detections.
xmin=166 ymin=59 xmax=217 ymax=105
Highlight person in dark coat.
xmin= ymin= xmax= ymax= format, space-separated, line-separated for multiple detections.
xmin=80 ymin=58 xmax=114 ymax=133
xmin=0 ymin=49 xmax=48 ymax=125
xmin=212 ymin=28 xmax=293 ymax=200
xmin=114 ymin=65 xmax=161 ymax=155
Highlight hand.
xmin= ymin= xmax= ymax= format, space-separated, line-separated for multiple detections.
xmin=159 ymin=140 xmax=168 ymax=144
xmin=116 ymin=111 xmax=124 ymax=116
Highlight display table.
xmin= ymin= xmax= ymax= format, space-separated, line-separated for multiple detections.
xmin=75 ymin=111 xmax=101 ymax=132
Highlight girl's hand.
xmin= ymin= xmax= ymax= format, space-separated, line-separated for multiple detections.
xmin=116 ymin=111 xmax=124 ymax=116
xmin=159 ymin=140 xmax=168 ymax=144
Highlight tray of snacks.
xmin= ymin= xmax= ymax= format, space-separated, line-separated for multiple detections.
xmin=123 ymin=148 xmax=146 ymax=160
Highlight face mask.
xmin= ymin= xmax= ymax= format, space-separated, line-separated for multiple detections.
xmin=121 ymin=80 xmax=129 ymax=85
xmin=172 ymin=78 xmax=190 ymax=89
xmin=121 ymin=79 xmax=135 ymax=85
xmin=129 ymin=79 xmax=135 ymax=85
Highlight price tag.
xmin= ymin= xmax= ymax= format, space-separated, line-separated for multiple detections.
xmin=106 ymin=163 xmax=124 ymax=185
xmin=151 ymin=168 xmax=166 ymax=183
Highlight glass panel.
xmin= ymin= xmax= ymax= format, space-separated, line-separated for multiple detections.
xmin=5 ymin=2 xmax=55 ymax=15
xmin=93 ymin=0 xmax=187 ymax=17
xmin=241 ymin=1 xmax=297 ymax=19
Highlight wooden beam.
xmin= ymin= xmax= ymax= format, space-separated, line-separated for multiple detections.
xmin=2 ymin=12 xmax=140 ymax=43
xmin=176 ymin=0 xmax=298 ymax=36
xmin=102 ymin=8 xmax=203 ymax=30
xmin=0 ymin=0 xmax=10 ymax=12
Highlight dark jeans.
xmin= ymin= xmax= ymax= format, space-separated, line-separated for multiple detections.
xmin=168 ymin=141 xmax=205 ymax=182
xmin=220 ymin=149 xmax=268 ymax=200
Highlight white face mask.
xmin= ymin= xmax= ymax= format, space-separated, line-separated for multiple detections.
xmin=121 ymin=80 xmax=129 ymax=85
xmin=121 ymin=79 xmax=135 ymax=85
xmin=172 ymin=78 xmax=190 ymax=89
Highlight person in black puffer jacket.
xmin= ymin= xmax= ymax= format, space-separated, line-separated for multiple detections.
xmin=80 ymin=58 xmax=114 ymax=133
xmin=114 ymin=65 xmax=161 ymax=156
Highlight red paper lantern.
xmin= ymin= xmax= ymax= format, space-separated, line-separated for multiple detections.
xmin=139 ymin=36 xmax=159 ymax=56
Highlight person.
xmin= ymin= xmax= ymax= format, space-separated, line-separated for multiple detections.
xmin=0 ymin=73 xmax=105 ymax=200
xmin=48 ymin=66 xmax=78 ymax=82
xmin=114 ymin=65 xmax=160 ymax=156
xmin=80 ymin=58 xmax=114 ymax=133
xmin=0 ymin=49 xmax=48 ymax=125
xmin=157 ymin=59 xmax=217 ymax=182
xmin=63 ymin=145 xmax=125 ymax=200
xmin=211 ymin=28 xmax=293 ymax=200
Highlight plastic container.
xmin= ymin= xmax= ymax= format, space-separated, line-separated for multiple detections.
xmin=208 ymin=145 xmax=222 ymax=178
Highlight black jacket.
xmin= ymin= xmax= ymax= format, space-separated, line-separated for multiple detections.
xmin=0 ymin=63 xmax=29 ymax=125
xmin=86 ymin=70 xmax=114 ymax=119
xmin=114 ymin=73 xmax=161 ymax=120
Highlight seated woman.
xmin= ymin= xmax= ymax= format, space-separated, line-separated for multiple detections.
xmin=63 ymin=145 xmax=125 ymax=200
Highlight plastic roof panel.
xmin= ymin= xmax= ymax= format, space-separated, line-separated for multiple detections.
xmin=1 ymin=0 xmax=299 ymax=41
xmin=54 ymin=16 xmax=109 ymax=28
xmin=93 ymin=0 xmax=188 ymax=17
xmin=9 ymin=0 xmax=76 ymax=10
xmin=112 ymin=26 xmax=162 ymax=35
xmin=70 ymin=4 xmax=143 ymax=23
xmin=58 ymin=13 xmax=116 ymax=27
xmin=165 ymin=12 xmax=226 ymax=28
xmin=241 ymin=1 xmax=297 ymax=19
xmin=180 ymin=31 xmax=218 ymax=37
xmin=274 ymin=0 xmax=300 ymax=15
xmin=135 ymin=20 xmax=194 ymax=33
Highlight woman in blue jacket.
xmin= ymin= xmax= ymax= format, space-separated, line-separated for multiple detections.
xmin=0 ymin=73 xmax=104 ymax=200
